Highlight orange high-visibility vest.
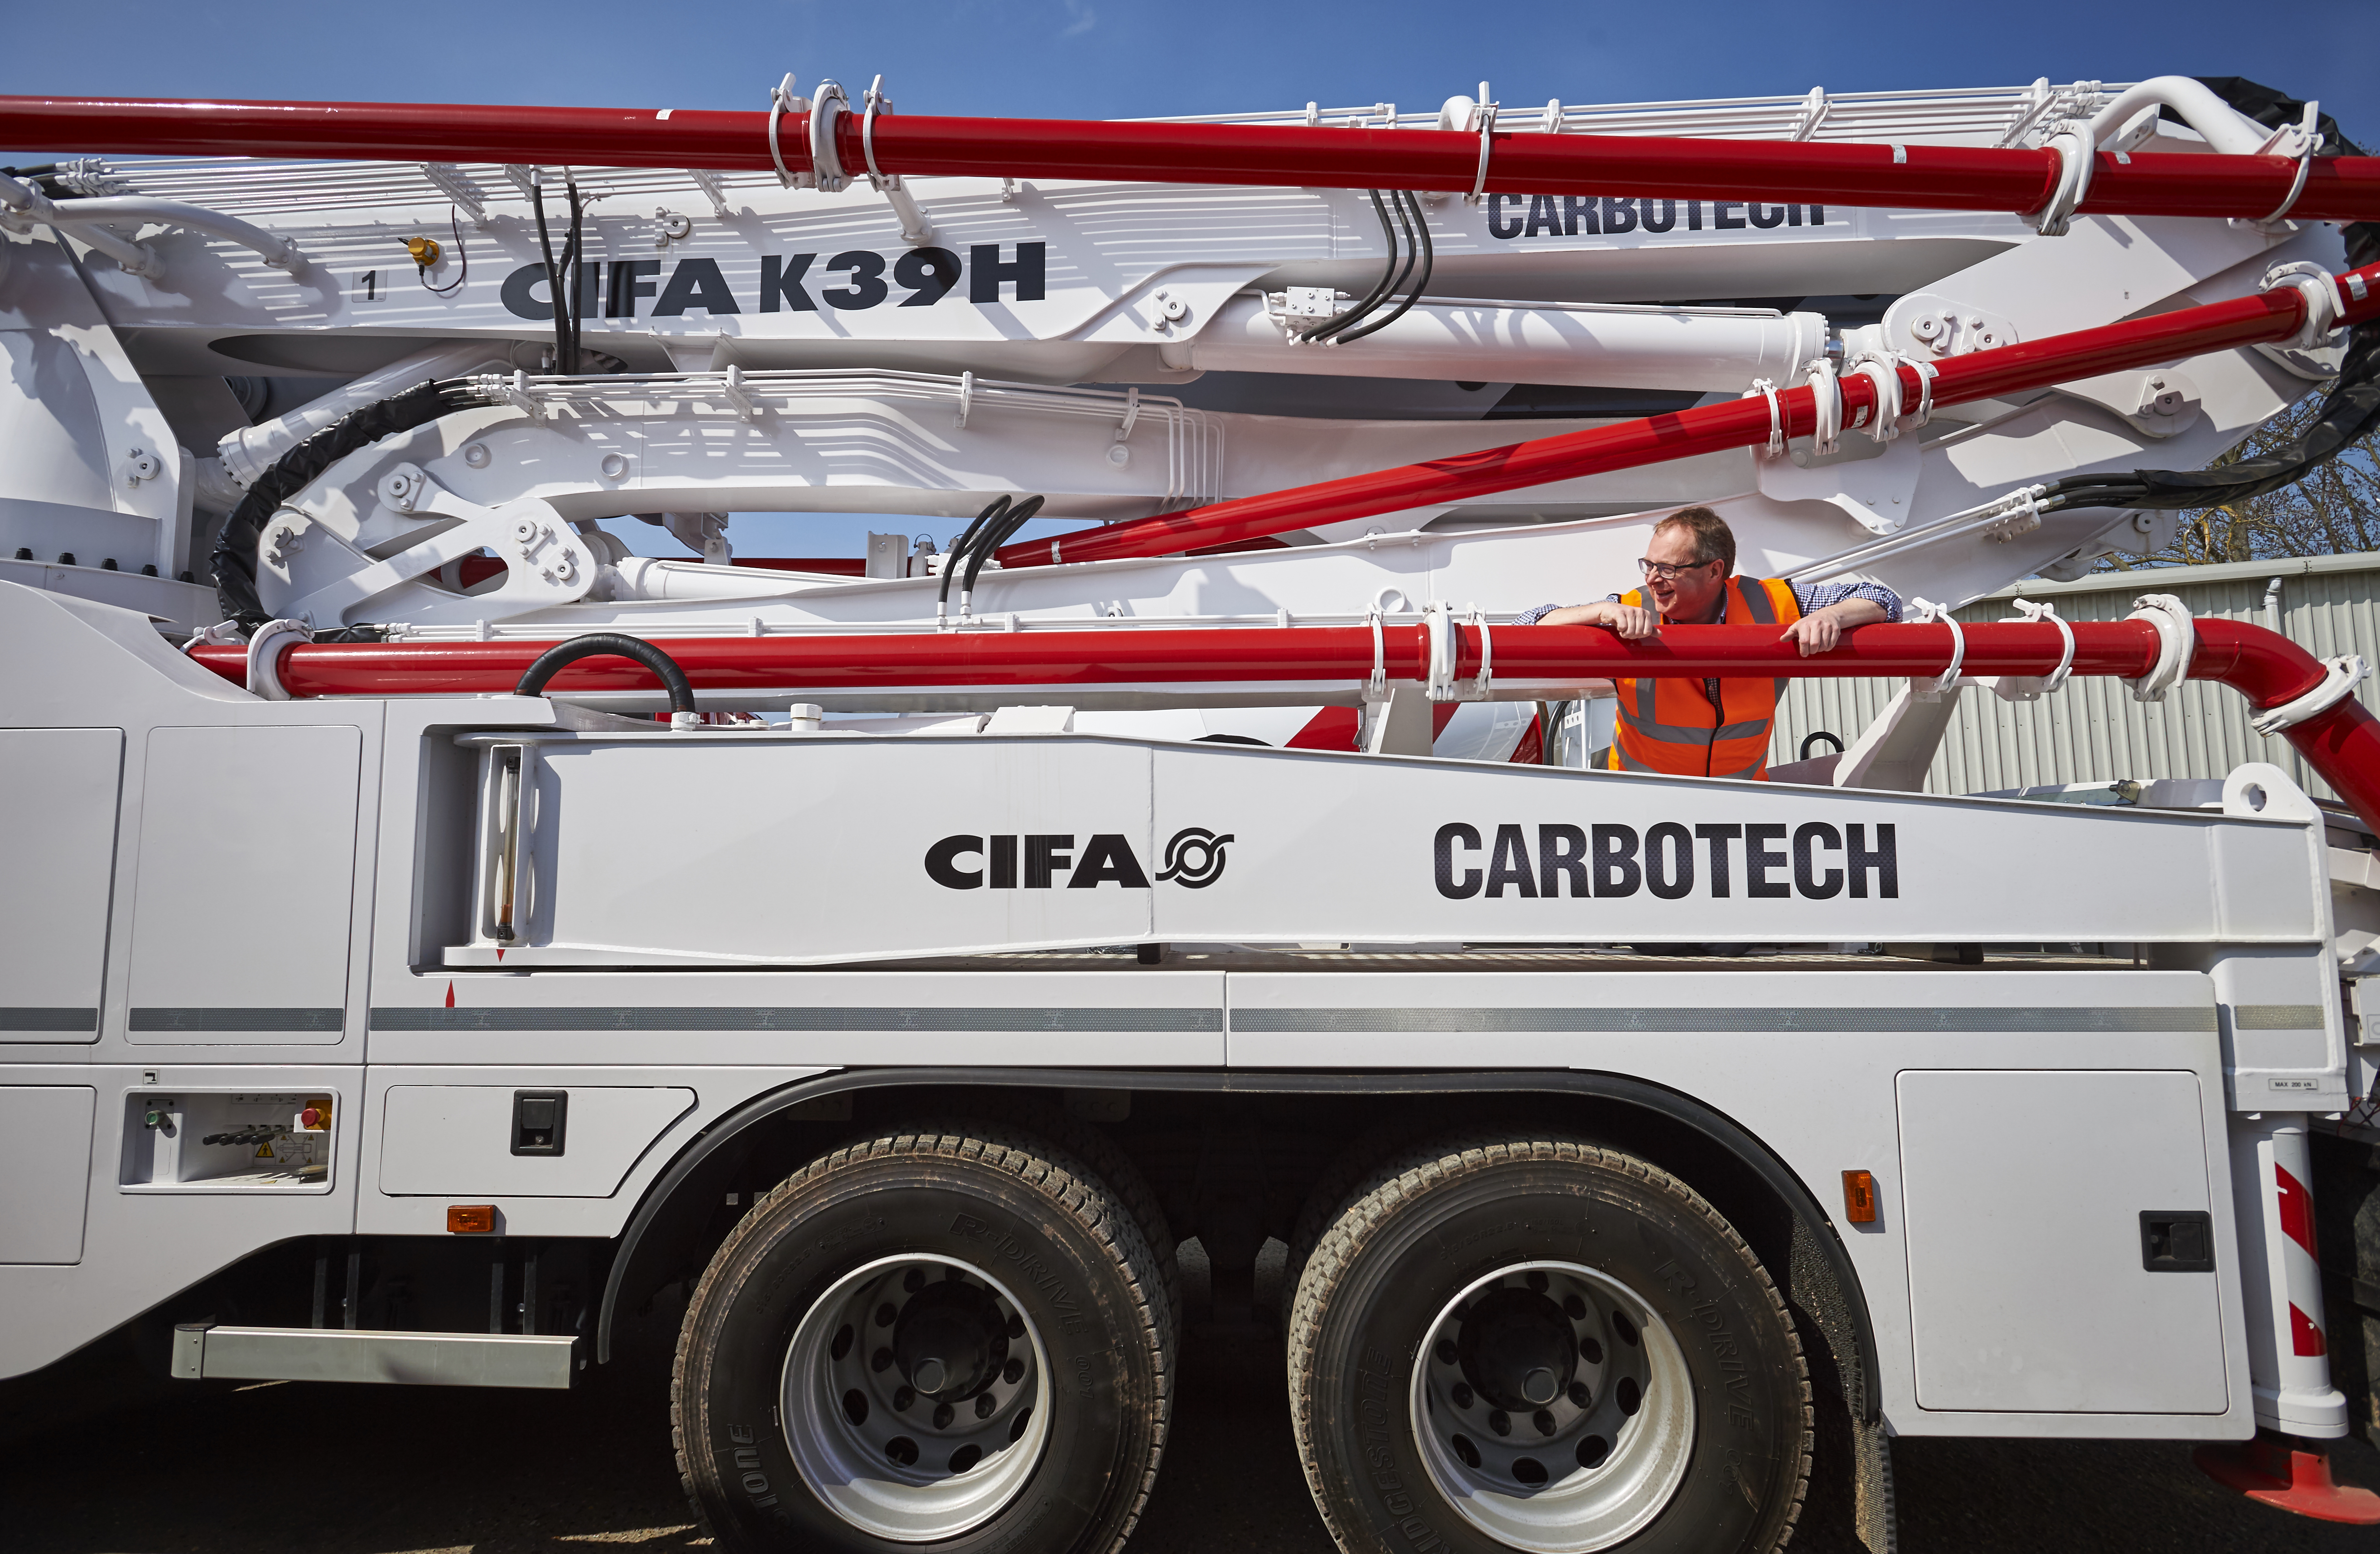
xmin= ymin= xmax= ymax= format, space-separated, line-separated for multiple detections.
xmin=1607 ymin=575 xmax=1801 ymax=780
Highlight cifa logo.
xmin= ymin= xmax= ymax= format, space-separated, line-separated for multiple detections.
xmin=1153 ymin=827 xmax=1233 ymax=889
xmin=922 ymin=826 xmax=1234 ymax=890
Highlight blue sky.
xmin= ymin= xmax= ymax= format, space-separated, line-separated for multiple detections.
xmin=7 ymin=1 xmax=2375 ymax=557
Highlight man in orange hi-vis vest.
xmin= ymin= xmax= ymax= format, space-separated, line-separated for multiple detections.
xmin=1518 ymin=507 xmax=1900 ymax=780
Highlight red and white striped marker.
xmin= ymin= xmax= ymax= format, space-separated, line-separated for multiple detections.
xmin=2196 ymin=1116 xmax=2379 ymax=1524
xmin=2230 ymin=1115 xmax=2344 ymax=1435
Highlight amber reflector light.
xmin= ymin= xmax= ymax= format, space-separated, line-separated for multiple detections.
xmin=1841 ymin=1170 xmax=1878 ymax=1225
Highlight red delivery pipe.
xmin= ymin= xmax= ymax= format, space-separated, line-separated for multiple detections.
xmin=184 ymin=617 xmax=2380 ymax=832
xmin=184 ymin=619 xmax=2135 ymax=696
xmin=998 ymin=260 xmax=2380 ymax=569
xmin=5 ymin=93 xmax=2380 ymax=223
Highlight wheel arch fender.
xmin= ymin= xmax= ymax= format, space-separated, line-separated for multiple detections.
xmin=597 ymin=1066 xmax=1879 ymax=1428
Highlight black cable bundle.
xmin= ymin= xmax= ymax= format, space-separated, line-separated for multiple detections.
xmin=208 ymin=378 xmax=479 ymax=625
xmin=531 ymin=173 xmax=586 ymax=374
xmin=961 ymin=494 xmax=1046 ymax=603
xmin=1297 ymin=190 xmax=1436 ymax=347
xmin=2037 ymin=317 xmax=2380 ymax=517
xmin=936 ymin=493 xmax=1046 ymax=617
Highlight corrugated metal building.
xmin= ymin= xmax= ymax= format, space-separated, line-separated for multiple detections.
xmin=1767 ymin=551 xmax=2380 ymax=803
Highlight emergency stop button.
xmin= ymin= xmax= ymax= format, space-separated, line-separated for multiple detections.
xmin=511 ymin=1090 xmax=568 ymax=1156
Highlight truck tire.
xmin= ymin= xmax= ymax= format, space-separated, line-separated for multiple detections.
xmin=674 ymin=1124 xmax=1171 ymax=1554
xmin=1289 ymin=1134 xmax=1810 ymax=1554
xmin=980 ymin=1093 xmax=1180 ymax=1345
xmin=1279 ymin=1113 xmax=1440 ymax=1328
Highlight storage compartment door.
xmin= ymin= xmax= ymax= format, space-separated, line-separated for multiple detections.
xmin=0 ymin=1087 xmax=97 ymax=1262
xmin=1900 ymin=1069 xmax=2226 ymax=1414
xmin=125 ymin=726 xmax=360 ymax=1044
xmin=0 ymin=729 xmax=121 ymax=1042
xmin=378 ymin=1086 xmax=696 ymax=1197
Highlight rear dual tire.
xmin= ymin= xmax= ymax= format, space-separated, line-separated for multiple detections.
xmin=1289 ymin=1135 xmax=1810 ymax=1554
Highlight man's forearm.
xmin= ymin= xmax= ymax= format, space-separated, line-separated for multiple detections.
xmin=1815 ymin=598 xmax=1888 ymax=630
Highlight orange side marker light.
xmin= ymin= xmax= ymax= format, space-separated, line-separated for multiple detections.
xmin=448 ymin=1204 xmax=497 ymax=1234
xmin=1841 ymin=1170 xmax=1878 ymax=1225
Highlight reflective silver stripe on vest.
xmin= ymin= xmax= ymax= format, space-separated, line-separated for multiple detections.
xmin=1736 ymin=578 xmax=1793 ymax=702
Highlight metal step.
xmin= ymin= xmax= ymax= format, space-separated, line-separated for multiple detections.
xmin=170 ymin=1324 xmax=577 ymax=1389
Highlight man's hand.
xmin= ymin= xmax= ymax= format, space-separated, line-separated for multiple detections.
xmin=1537 ymin=600 xmax=1659 ymax=639
xmin=1781 ymin=598 xmax=1887 ymax=656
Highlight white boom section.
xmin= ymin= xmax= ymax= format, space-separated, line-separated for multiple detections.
xmin=247 ymin=218 xmax=2331 ymax=641
xmin=449 ymin=727 xmax=2334 ymax=973
xmin=0 ymin=77 xmax=2331 ymax=639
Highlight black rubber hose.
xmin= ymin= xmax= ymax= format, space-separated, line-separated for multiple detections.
xmin=962 ymin=494 xmax=1046 ymax=601
xmin=1800 ymin=730 xmax=1845 ymax=761
xmin=531 ymin=179 xmax=571 ymax=374
xmin=940 ymin=494 xmax=1011 ymax=613
xmin=515 ymin=633 xmax=697 ymax=717
xmin=562 ymin=176 xmax=586 ymax=372
xmin=1333 ymin=191 xmax=1435 ymax=346
xmin=947 ymin=494 xmax=1012 ymax=570
xmin=1326 ymin=190 xmax=1423 ymax=347
xmin=1299 ymin=190 xmax=1403 ymax=344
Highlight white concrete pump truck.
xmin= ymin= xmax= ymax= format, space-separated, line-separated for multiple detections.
xmin=4 ymin=70 xmax=2380 ymax=1552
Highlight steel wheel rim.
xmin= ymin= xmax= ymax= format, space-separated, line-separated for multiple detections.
xmin=1408 ymin=1259 xmax=1695 ymax=1553
xmin=781 ymin=1253 xmax=1051 ymax=1541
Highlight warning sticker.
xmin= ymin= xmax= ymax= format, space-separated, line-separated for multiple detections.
xmin=255 ymin=1142 xmax=275 ymax=1159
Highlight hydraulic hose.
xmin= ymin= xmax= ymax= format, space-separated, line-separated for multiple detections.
xmin=1332 ymin=191 xmax=1435 ymax=347
xmin=1302 ymin=190 xmax=1410 ymax=345
xmin=959 ymin=494 xmax=1046 ymax=605
xmin=530 ymin=176 xmax=577 ymax=375
xmin=939 ymin=495 xmax=1011 ymax=617
xmin=562 ymin=176 xmax=586 ymax=372
xmin=515 ymin=633 xmax=699 ymax=723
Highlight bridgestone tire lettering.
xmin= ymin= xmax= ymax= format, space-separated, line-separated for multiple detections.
xmin=673 ymin=1123 xmax=1171 ymax=1553
xmin=1288 ymin=1133 xmax=1811 ymax=1554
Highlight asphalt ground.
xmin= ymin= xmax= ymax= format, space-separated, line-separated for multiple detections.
xmin=6 ymin=1302 xmax=2375 ymax=1554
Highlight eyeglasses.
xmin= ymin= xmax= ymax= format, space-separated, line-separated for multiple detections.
xmin=1637 ymin=557 xmax=1721 ymax=581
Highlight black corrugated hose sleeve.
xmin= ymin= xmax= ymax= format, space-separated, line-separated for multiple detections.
xmin=209 ymin=378 xmax=474 ymax=626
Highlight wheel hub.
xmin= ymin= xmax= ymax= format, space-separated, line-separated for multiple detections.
xmin=782 ymin=1254 xmax=1050 ymax=1542
xmin=894 ymin=1276 xmax=1010 ymax=1399
xmin=1457 ymin=1283 xmax=1579 ymax=1411
xmin=1411 ymin=1260 xmax=1696 ymax=1553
